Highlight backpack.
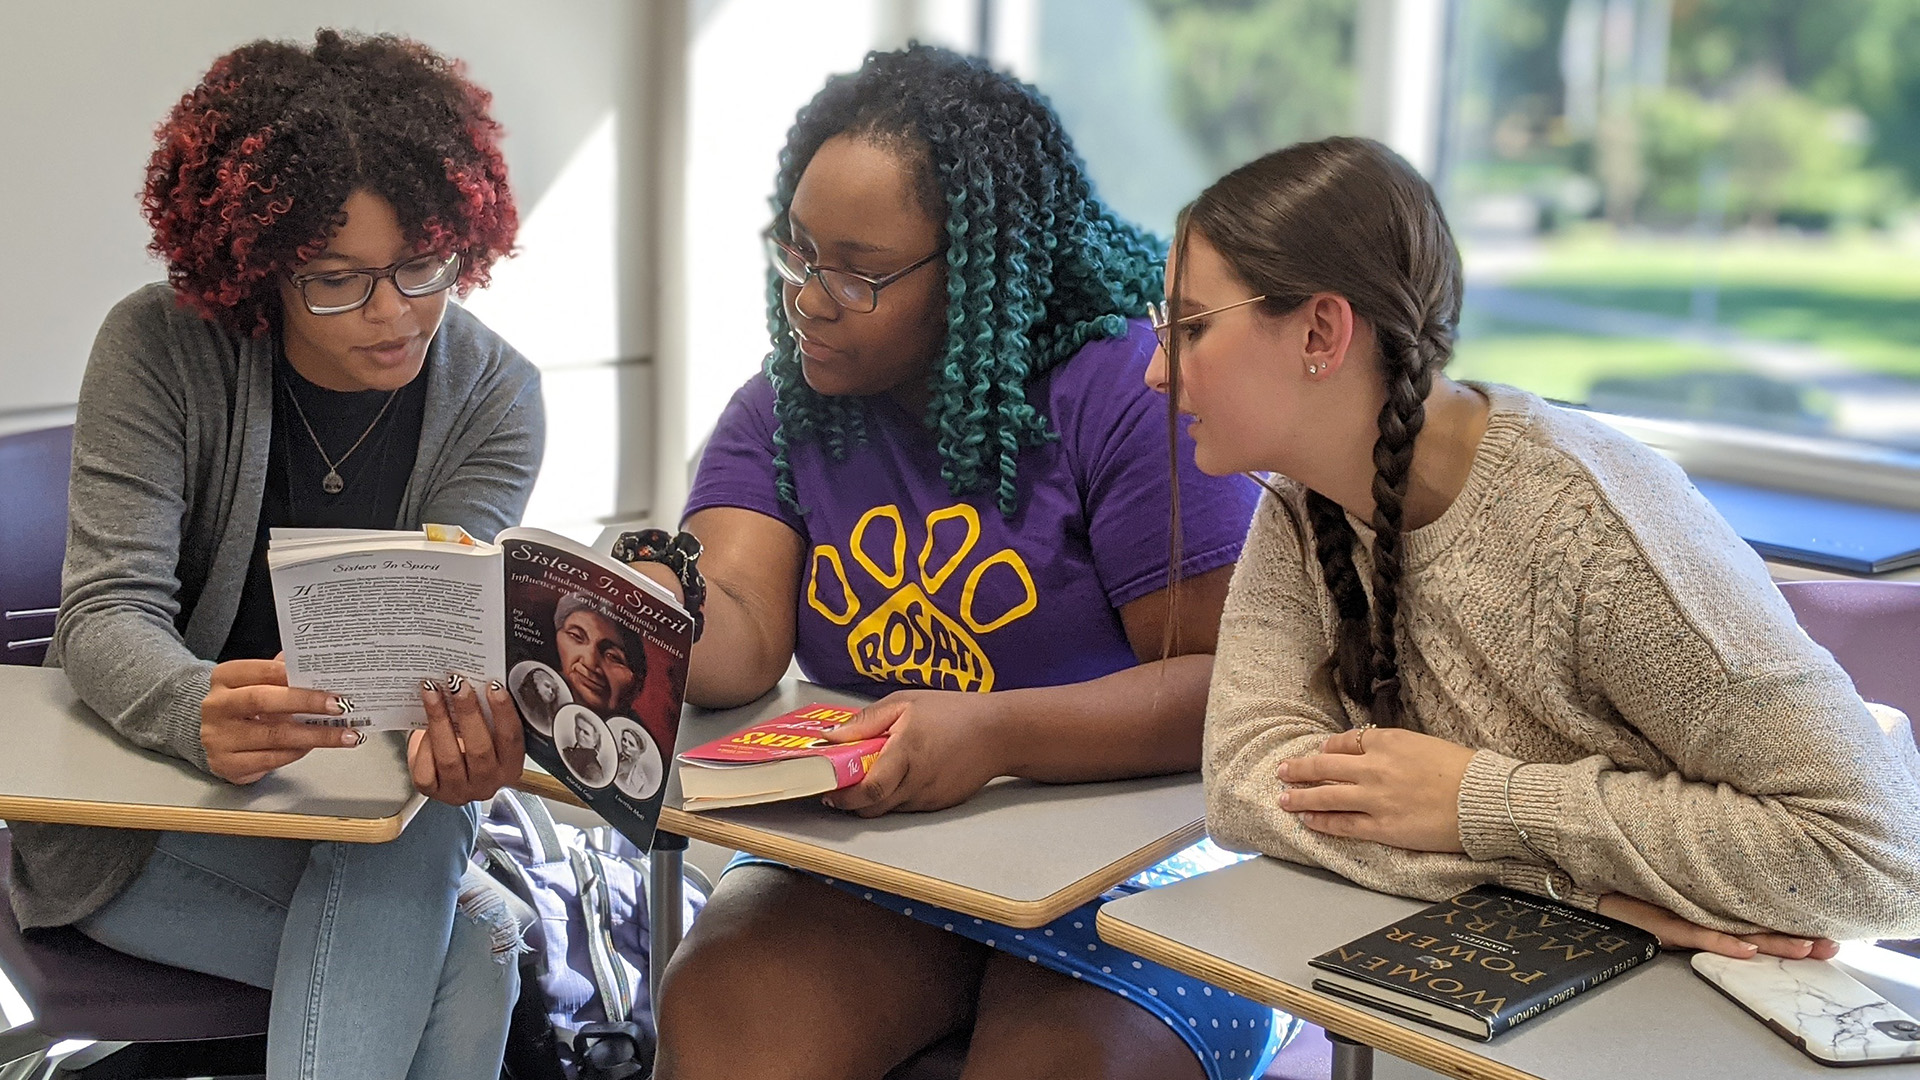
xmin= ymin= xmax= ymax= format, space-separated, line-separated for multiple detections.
xmin=473 ymin=789 xmax=709 ymax=1080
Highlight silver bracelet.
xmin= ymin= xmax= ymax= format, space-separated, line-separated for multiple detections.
xmin=1503 ymin=759 xmax=1558 ymax=864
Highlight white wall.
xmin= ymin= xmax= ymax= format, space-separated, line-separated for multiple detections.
xmin=0 ymin=0 xmax=1035 ymax=536
xmin=668 ymin=0 xmax=983 ymax=523
xmin=0 ymin=0 xmax=654 ymax=540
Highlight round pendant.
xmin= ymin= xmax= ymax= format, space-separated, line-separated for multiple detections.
xmin=322 ymin=470 xmax=345 ymax=495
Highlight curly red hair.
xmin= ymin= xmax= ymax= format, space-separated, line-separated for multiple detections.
xmin=143 ymin=29 xmax=517 ymax=336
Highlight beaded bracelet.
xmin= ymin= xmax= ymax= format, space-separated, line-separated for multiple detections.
xmin=612 ymin=528 xmax=706 ymax=642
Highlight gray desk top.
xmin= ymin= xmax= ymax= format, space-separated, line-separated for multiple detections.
xmin=522 ymin=680 xmax=1206 ymax=929
xmin=1097 ymin=856 xmax=1920 ymax=1080
xmin=0 ymin=665 xmax=423 ymax=842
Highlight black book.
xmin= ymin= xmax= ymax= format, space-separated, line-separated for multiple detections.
xmin=1308 ymin=885 xmax=1659 ymax=1040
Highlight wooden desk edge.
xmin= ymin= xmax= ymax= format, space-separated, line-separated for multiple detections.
xmin=1094 ymin=909 xmax=1545 ymax=1080
xmin=0 ymin=792 xmax=425 ymax=844
xmin=515 ymin=774 xmax=1206 ymax=930
xmin=514 ymin=770 xmax=579 ymax=807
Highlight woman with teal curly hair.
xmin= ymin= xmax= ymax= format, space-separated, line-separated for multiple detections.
xmin=633 ymin=45 xmax=1289 ymax=1080
xmin=759 ymin=42 xmax=1166 ymax=517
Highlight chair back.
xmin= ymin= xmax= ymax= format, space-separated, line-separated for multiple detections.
xmin=1777 ymin=579 xmax=1920 ymax=727
xmin=0 ymin=425 xmax=71 ymax=666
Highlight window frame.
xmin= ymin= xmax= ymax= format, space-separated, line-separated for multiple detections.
xmin=1582 ymin=408 xmax=1920 ymax=513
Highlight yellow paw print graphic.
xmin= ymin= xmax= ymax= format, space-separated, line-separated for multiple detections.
xmin=807 ymin=503 xmax=1039 ymax=692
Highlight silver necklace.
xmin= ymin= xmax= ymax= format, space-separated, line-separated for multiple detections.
xmin=282 ymin=381 xmax=400 ymax=494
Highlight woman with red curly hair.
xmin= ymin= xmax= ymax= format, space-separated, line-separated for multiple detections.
xmin=8 ymin=30 xmax=542 ymax=1077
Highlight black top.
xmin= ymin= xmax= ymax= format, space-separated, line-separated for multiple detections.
xmin=219 ymin=348 xmax=427 ymax=660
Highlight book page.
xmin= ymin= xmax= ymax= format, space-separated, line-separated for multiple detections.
xmin=497 ymin=528 xmax=692 ymax=846
xmin=271 ymin=538 xmax=505 ymax=729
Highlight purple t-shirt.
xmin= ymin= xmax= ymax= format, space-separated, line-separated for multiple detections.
xmin=685 ymin=320 xmax=1261 ymax=694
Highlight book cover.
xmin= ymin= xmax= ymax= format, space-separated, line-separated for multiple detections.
xmin=1307 ymin=885 xmax=1658 ymax=1040
xmin=676 ymin=703 xmax=886 ymax=809
xmin=268 ymin=526 xmax=693 ymax=848
xmin=500 ymin=532 xmax=693 ymax=850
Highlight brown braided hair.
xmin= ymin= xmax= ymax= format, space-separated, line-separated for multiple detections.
xmin=1169 ymin=136 xmax=1461 ymax=727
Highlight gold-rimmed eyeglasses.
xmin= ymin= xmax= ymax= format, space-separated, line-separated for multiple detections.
xmin=1147 ymin=295 xmax=1268 ymax=351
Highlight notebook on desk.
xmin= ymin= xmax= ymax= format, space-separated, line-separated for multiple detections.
xmin=1693 ymin=478 xmax=1920 ymax=575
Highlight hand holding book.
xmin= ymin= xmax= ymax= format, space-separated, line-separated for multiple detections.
xmin=199 ymin=657 xmax=363 ymax=784
xmin=818 ymin=690 xmax=1009 ymax=817
xmin=267 ymin=525 xmax=694 ymax=848
xmin=677 ymin=703 xmax=885 ymax=809
xmin=406 ymin=675 xmax=525 ymax=805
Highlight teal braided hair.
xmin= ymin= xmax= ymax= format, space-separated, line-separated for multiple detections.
xmin=765 ymin=44 xmax=1165 ymax=517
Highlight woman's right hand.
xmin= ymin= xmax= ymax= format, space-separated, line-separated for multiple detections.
xmin=201 ymin=658 xmax=361 ymax=784
xmin=1596 ymin=893 xmax=1840 ymax=960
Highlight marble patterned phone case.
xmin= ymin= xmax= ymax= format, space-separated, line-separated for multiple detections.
xmin=1693 ymin=952 xmax=1920 ymax=1065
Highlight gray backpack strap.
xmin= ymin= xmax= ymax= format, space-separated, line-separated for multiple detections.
xmin=498 ymin=788 xmax=566 ymax=865
xmin=569 ymin=847 xmax=636 ymax=1024
xmin=475 ymin=828 xmax=534 ymax=899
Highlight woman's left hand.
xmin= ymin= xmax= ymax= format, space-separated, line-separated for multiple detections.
xmin=1276 ymin=726 xmax=1477 ymax=853
xmin=818 ymin=690 xmax=1010 ymax=817
xmin=408 ymin=674 xmax=526 ymax=805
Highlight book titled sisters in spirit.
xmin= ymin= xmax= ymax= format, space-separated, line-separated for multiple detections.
xmin=1308 ymin=885 xmax=1659 ymax=1040
xmin=267 ymin=525 xmax=691 ymax=846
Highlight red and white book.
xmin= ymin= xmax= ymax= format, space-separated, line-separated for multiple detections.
xmin=676 ymin=703 xmax=886 ymax=811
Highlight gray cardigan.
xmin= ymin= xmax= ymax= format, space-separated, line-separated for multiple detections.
xmin=9 ymin=283 xmax=544 ymax=928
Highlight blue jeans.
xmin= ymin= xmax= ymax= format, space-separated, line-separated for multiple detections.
xmin=74 ymin=799 xmax=518 ymax=1080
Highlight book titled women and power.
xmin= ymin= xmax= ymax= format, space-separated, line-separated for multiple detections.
xmin=266 ymin=525 xmax=693 ymax=848
xmin=1309 ymin=885 xmax=1659 ymax=1040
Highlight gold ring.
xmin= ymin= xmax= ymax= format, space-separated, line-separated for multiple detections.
xmin=1353 ymin=722 xmax=1375 ymax=752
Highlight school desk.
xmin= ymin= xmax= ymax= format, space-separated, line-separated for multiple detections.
xmin=1096 ymin=855 xmax=1920 ymax=1080
xmin=0 ymin=664 xmax=423 ymax=842
xmin=516 ymin=679 xmax=1208 ymax=1003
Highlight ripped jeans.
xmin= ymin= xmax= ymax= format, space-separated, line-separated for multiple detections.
xmin=75 ymin=799 xmax=519 ymax=1080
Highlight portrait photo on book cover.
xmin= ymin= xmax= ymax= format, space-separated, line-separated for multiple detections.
xmin=505 ymin=580 xmax=687 ymax=786
xmin=607 ymin=715 xmax=664 ymax=800
xmin=508 ymin=660 xmax=571 ymax=737
xmin=554 ymin=704 xmax=617 ymax=789
xmin=552 ymin=590 xmax=648 ymax=719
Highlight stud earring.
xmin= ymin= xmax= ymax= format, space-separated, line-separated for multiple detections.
xmin=1306 ymin=364 xmax=1321 ymax=375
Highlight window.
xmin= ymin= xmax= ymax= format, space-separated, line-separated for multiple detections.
xmin=1021 ymin=0 xmax=1920 ymax=471
xmin=676 ymin=0 xmax=1920 ymax=526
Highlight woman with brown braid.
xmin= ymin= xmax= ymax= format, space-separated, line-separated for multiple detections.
xmin=1147 ymin=136 xmax=1920 ymax=959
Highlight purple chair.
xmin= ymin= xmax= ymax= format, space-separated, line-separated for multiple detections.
xmin=0 ymin=424 xmax=269 ymax=1078
xmin=0 ymin=425 xmax=71 ymax=667
xmin=1777 ymin=579 xmax=1920 ymax=728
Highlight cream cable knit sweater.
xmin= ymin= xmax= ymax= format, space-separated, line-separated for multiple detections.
xmin=1205 ymin=383 xmax=1920 ymax=939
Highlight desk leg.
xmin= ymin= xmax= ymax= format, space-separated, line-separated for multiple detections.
xmin=648 ymin=830 xmax=690 ymax=1011
xmin=1327 ymin=1031 xmax=1375 ymax=1080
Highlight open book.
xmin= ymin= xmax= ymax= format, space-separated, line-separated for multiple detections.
xmin=268 ymin=526 xmax=691 ymax=845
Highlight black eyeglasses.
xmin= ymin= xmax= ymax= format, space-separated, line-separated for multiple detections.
xmin=764 ymin=229 xmax=944 ymax=314
xmin=288 ymin=251 xmax=462 ymax=316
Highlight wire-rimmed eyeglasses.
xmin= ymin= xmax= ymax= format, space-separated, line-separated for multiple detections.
xmin=1147 ymin=295 xmax=1268 ymax=351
